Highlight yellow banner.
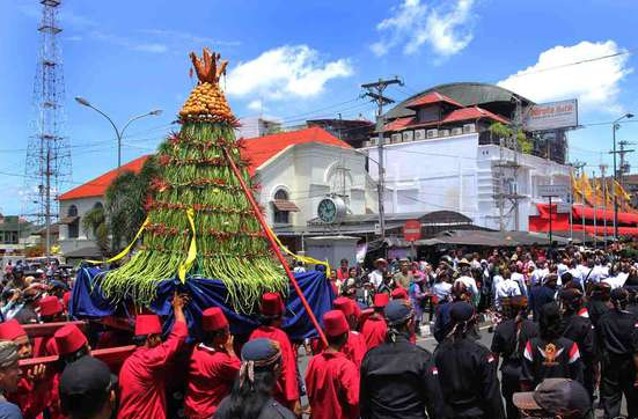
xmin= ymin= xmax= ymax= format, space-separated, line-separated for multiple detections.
xmin=265 ymin=225 xmax=331 ymax=276
xmin=178 ymin=208 xmax=198 ymax=283
xmin=86 ymin=217 xmax=150 ymax=265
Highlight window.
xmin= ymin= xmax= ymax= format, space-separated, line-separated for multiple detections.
xmin=68 ymin=205 xmax=79 ymax=239
xmin=273 ymin=189 xmax=290 ymax=225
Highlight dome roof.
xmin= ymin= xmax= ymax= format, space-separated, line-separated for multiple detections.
xmin=385 ymin=82 xmax=535 ymax=120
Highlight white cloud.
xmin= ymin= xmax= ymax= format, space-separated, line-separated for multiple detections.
xmin=247 ymin=100 xmax=266 ymax=112
xmin=498 ymin=40 xmax=632 ymax=111
xmin=371 ymin=0 xmax=475 ymax=57
xmin=90 ymin=31 xmax=168 ymax=54
xmin=226 ymin=45 xmax=353 ymax=101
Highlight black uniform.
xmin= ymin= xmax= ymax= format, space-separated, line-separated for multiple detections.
xmin=597 ymin=308 xmax=638 ymax=419
xmin=561 ymin=311 xmax=597 ymax=398
xmin=435 ymin=336 xmax=505 ymax=419
xmin=521 ymin=336 xmax=584 ymax=388
xmin=360 ymin=333 xmax=446 ymax=419
xmin=586 ymin=299 xmax=609 ymax=329
xmin=214 ymin=396 xmax=296 ymax=419
xmin=491 ymin=318 xmax=539 ymax=419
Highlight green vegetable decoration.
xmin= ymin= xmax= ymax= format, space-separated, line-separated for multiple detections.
xmin=101 ymin=49 xmax=287 ymax=312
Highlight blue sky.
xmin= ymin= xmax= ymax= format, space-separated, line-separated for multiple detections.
xmin=1 ymin=0 xmax=638 ymax=214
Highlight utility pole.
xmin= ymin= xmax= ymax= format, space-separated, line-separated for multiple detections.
xmin=361 ymin=77 xmax=403 ymax=250
xmin=569 ymin=161 xmax=586 ymax=242
xmin=610 ymin=113 xmax=634 ymax=240
xmin=600 ymin=163 xmax=609 ymax=245
xmin=616 ymin=140 xmax=635 ymax=188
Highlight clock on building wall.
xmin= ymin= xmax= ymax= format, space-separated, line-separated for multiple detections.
xmin=317 ymin=197 xmax=347 ymax=224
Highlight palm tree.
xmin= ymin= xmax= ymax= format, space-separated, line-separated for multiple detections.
xmin=105 ymin=157 xmax=158 ymax=252
xmin=82 ymin=205 xmax=109 ymax=255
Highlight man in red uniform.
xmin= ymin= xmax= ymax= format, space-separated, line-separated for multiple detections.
xmin=50 ymin=323 xmax=91 ymax=419
xmin=184 ymin=307 xmax=240 ymax=419
xmin=249 ymin=292 xmax=300 ymax=415
xmin=306 ymin=310 xmax=360 ymax=419
xmin=117 ymin=293 xmax=188 ymax=419
xmin=33 ymin=296 xmax=65 ymax=357
xmin=361 ymin=293 xmax=389 ymax=350
xmin=332 ymin=298 xmax=367 ymax=368
xmin=0 ymin=319 xmax=49 ymax=419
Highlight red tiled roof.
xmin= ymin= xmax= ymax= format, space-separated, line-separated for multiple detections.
xmin=58 ymin=155 xmax=151 ymax=201
xmin=383 ymin=106 xmax=509 ymax=132
xmin=383 ymin=117 xmax=416 ymax=132
xmin=405 ymin=92 xmax=464 ymax=109
xmin=442 ymin=106 xmax=509 ymax=125
xmin=240 ymin=126 xmax=352 ymax=176
xmin=59 ymin=127 xmax=351 ymax=200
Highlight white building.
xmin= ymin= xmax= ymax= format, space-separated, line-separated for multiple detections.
xmin=57 ymin=127 xmax=370 ymax=256
xmin=365 ymin=83 xmax=572 ymax=232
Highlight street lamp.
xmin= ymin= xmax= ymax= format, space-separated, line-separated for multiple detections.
xmin=612 ymin=112 xmax=634 ymax=240
xmin=75 ymin=96 xmax=162 ymax=169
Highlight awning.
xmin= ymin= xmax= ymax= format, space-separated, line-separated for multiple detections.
xmin=59 ymin=216 xmax=79 ymax=224
xmin=272 ymin=199 xmax=300 ymax=212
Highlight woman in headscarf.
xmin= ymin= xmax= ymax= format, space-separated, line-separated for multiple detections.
xmin=215 ymin=338 xmax=295 ymax=419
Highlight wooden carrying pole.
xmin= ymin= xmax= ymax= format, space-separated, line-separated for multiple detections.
xmin=223 ymin=148 xmax=328 ymax=346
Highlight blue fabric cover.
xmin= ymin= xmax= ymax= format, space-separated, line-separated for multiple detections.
xmin=69 ymin=267 xmax=334 ymax=341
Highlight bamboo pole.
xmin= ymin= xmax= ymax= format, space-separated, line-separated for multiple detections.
xmin=223 ymin=148 xmax=328 ymax=346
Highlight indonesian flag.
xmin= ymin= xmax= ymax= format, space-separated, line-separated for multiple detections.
xmin=568 ymin=343 xmax=581 ymax=364
xmin=523 ymin=341 xmax=533 ymax=362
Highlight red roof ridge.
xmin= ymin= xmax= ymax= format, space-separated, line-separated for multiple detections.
xmin=406 ymin=91 xmax=464 ymax=109
xmin=59 ymin=155 xmax=151 ymax=201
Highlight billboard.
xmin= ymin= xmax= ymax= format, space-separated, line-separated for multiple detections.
xmin=524 ymin=99 xmax=578 ymax=131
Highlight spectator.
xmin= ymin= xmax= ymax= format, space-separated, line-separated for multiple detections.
xmin=0 ymin=341 xmax=22 ymax=419
xmin=59 ymin=356 xmax=117 ymax=419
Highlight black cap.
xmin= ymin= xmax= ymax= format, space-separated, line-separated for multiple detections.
xmin=450 ymin=301 xmax=475 ymax=322
xmin=384 ymin=299 xmax=413 ymax=326
xmin=60 ymin=355 xmax=114 ymax=397
xmin=610 ymin=287 xmax=629 ymax=303
xmin=513 ymin=378 xmax=591 ymax=416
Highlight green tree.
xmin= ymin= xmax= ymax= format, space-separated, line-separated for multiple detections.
xmin=489 ymin=122 xmax=533 ymax=155
xmin=105 ymin=157 xmax=159 ymax=252
xmin=82 ymin=205 xmax=109 ymax=255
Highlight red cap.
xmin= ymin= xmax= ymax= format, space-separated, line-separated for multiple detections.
xmin=323 ymin=310 xmax=350 ymax=337
xmin=0 ymin=320 xmax=27 ymax=341
xmin=54 ymin=324 xmax=88 ymax=356
xmin=333 ymin=297 xmax=354 ymax=317
xmin=202 ymin=307 xmax=229 ymax=332
xmin=39 ymin=296 xmax=64 ymax=317
xmin=373 ymin=293 xmax=390 ymax=308
xmin=391 ymin=288 xmax=408 ymax=300
xmin=260 ymin=293 xmax=284 ymax=317
xmin=62 ymin=291 xmax=72 ymax=309
xmin=135 ymin=314 xmax=162 ymax=336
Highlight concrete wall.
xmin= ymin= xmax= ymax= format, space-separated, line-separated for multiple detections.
xmin=365 ymin=133 xmax=571 ymax=231
xmin=367 ymin=133 xmax=480 ymax=220
xmin=58 ymin=196 xmax=103 ymax=254
xmin=256 ymin=143 xmax=369 ymax=227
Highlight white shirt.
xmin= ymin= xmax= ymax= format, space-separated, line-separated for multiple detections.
xmin=455 ymin=275 xmax=478 ymax=297
xmin=432 ymin=282 xmax=452 ymax=302
xmin=530 ymin=268 xmax=549 ymax=287
xmin=557 ymin=263 xmax=569 ymax=278
xmin=494 ymin=279 xmax=522 ymax=310
xmin=511 ymin=272 xmax=528 ymax=297
xmin=368 ymin=270 xmax=384 ymax=290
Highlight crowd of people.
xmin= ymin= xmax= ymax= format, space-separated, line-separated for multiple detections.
xmin=0 ymin=242 xmax=638 ymax=418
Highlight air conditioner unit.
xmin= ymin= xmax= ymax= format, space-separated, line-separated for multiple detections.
xmin=369 ymin=137 xmax=378 ymax=146
xmin=414 ymin=129 xmax=426 ymax=141
xmin=402 ymin=130 xmax=414 ymax=142
xmin=451 ymin=127 xmax=463 ymax=136
xmin=362 ymin=140 xmax=371 ymax=147
xmin=391 ymin=133 xmax=402 ymax=143
xmin=439 ymin=129 xmax=450 ymax=137
xmin=426 ymin=129 xmax=438 ymax=139
xmin=463 ymin=123 xmax=476 ymax=133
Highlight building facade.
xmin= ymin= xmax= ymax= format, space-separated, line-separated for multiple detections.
xmin=365 ymin=83 xmax=572 ymax=232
